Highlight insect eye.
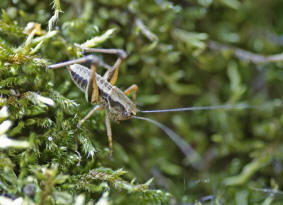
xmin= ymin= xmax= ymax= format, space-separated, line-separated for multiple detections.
xmin=123 ymin=111 xmax=128 ymax=117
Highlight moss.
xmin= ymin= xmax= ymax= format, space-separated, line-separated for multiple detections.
xmin=1 ymin=0 xmax=283 ymax=204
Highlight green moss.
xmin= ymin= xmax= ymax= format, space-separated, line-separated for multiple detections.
xmin=1 ymin=0 xmax=283 ymax=204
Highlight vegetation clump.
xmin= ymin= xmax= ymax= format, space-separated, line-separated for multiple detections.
xmin=0 ymin=0 xmax=283 ymax=204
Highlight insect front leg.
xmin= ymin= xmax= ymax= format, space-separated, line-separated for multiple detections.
xmin=75 ymin=44 xmax=127 ymax=85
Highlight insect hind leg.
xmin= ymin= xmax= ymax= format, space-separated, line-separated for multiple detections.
xmin=75 ymin=44 xmax=127 ymax=86
xmin=47 ymin=55 xmax=100 ymax=104
xmin=47 ymin=55 xmax=99 ymax=70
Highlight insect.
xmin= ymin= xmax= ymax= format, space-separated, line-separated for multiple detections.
xmin=48 ymin=45 xmax=140 ymax=157
xmin=47 ymin=44 xmax=255 ymax=163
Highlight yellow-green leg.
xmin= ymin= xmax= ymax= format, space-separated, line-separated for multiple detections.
xmin=124 ymin=84 xmax=138 ymax=100
xmin=75 ymin=44 xmax=127 ymax=86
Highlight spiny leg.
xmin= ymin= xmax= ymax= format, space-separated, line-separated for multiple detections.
xmin=75 ymin=44 xmax=127 ymax=85
xmin=124 ymin=84 xmax=138 ymax=100
xmin=77 ymin=105 xmax=102 ymax=128
xmin=105 ymin=110 xmax=113 ymax=158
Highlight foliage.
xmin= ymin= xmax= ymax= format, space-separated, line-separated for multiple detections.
xmin=0 ymin=0 xmax=283 ymax=204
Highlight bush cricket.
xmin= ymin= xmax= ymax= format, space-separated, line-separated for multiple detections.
xmin=47 ymin=44 xmax=255 ymax=164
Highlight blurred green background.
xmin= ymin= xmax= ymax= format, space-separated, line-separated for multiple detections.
xmin=1 ymin=0 xmax=283 ymax=204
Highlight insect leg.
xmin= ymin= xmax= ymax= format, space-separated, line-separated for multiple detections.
xmin=47 ymin=55 xmax=100 ymax=104
xmin=105 ymin=110 xmax=113 ymax=158
xmin=124 ymin=84 xmax=138 ymax=100
xmin=47 ymin=55 xmax=99 ymax=70
xmin=75 ymin=44 xmax=127 ymax=85
xmin=99 ymin=60 xmax=113 ymax=70
xmin=104 ymin=50 xmax=126 ymax=85
xmin=89 ymin=61 xmax=99 ymax=103
xmin=77 ymin=105 xmax=102 ymax=127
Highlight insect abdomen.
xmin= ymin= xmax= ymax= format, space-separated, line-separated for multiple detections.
xmin=68 ymin=63 xmax=111 ymax=103
xmin=68 ymin=64 xmax=91 ymax=93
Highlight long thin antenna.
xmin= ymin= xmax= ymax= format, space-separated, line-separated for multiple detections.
xmin=133 ymin=116 xmax=203 ymax=170
xmin=140 ymin=103 xmax=254 ymax=113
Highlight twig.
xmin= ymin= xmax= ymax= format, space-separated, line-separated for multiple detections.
xmin=208 ymin=40 xmax=283 ymax=64
xmin=266 ymin=32 xmax=283 ymax=46
xmin=251 ymin=187 xmax=283 ymax=195
xmin=135 ymin=18 xmax=158 ymax=42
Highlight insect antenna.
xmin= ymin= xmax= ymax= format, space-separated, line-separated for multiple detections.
xmin=134 ymin=102 xmax=279 ymax=169
xmin=132 ymin=116 xmax=203 ymax=170
xmin=140 ymin=103 xmax=256 ymax=113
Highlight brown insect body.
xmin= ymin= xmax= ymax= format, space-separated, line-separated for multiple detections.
xmin=68 ymin=63 xmax=138 ymax=121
